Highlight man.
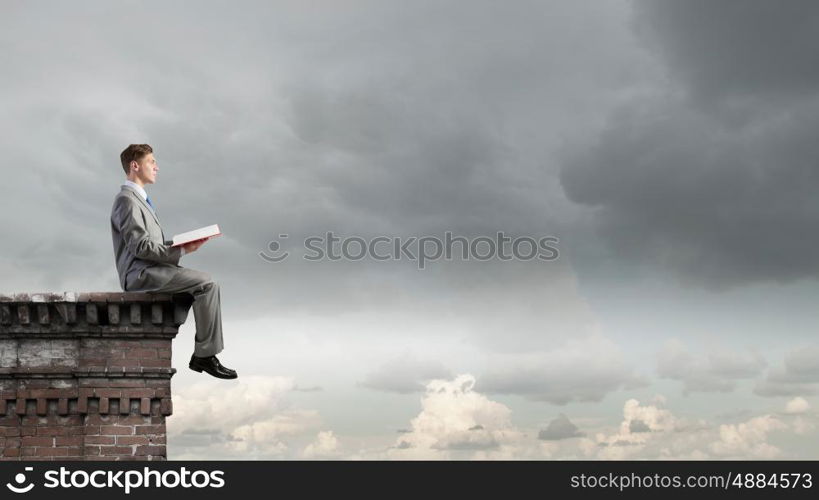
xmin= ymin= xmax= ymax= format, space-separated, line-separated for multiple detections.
xmin=110 ymin=144 xmax=237 ymax=380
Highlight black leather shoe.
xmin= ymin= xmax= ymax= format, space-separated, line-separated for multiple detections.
xmin=189 ymin=354 xmax=238 ymax=379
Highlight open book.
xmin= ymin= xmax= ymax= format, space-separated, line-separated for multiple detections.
xmin=171 ymin=224 xmax=222 ymax=247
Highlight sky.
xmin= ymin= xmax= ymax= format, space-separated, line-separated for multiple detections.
xmin=1 ymin=0 xmax=818 ymax=459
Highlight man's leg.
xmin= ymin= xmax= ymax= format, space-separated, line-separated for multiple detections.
xmin=146 ymin=268 xmax=224 ymax=358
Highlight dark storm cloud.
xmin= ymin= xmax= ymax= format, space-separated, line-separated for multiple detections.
xmin=559 ymin=0 xmax=819 ymax=289
xmin=632 ymin=0 xmax=819 ymax=106
xmin=0 ymin=0 xmax=646 ymax=321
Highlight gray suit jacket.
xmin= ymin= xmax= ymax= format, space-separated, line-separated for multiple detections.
xmin=110 ymin=185 xmax=182 ymax=292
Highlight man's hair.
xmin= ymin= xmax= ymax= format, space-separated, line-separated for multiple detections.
xmin=120 ymin=144 xmax=153 ymax=175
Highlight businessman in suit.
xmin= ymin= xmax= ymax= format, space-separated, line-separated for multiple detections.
xmin=110 ymin=144 xmax=237 ymax=379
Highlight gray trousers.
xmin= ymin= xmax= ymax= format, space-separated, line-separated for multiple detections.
xmin=142 ymin=268 xmax=224 ymax=357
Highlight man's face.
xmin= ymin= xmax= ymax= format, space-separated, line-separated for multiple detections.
xmin=131 ymin=153 xmax=159 ymax=184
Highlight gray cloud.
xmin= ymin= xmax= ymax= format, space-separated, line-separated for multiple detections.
xmin=629 ymin=418 xmax=651 ymax=433
xmin=4 ymin=0 xmax=814 ymax=460
xmin=538 ymin=414 xmax=584 ymax=440
xmin=559 ymin=0 xmax=819 ymax=289
xmin=754 ymin=345 xmax=819 ymax=397
xmin=0 ymin=0 xmax=646 ymax=311
xmin=475 ymin=336 xmax=648 ymax=405
xmin=357 ymin=352 xmax=452 ymax=394
xmin=657 ymin=339 xmax=766 ymax=395
xmin=632 ymin=0 xmax=819 ymax=106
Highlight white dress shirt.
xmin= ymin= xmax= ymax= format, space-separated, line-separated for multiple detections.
xmin=121 ymin=180 xmax=186 ymax=256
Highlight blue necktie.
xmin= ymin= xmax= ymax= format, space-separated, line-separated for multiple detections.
xmin=146 ymin=196 xmax=155 ymax=212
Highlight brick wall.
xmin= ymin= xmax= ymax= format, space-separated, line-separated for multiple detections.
xmin=0 ymin=292 xmax=192 ymax=461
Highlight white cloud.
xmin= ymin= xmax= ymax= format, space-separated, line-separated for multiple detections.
xmin=168 ymin=375 xmax=326 ymax=459
xmin=302 ymin=430 xmax=342 ymax=459
xmin=385 ymin=374 xmax=531 ymax=459
xmin=348 ymin=380 xmax=810 ymax=460
xmin=593 ymin=397 xmax=678 ymax=458
xmin=782 ymin=397 xmax=815 ymax=435
xmin=785 ymin=397 xmax=810 ymax=415
xmin=710 ymin=416 xmax=786 ymax=459
xmin=587 ymin=397 xmax=786 ymax=460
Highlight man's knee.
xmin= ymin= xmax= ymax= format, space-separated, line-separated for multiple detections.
xmin=179 ymin=268 xmax=217 ymax=293
xmin=196 ymin=272 xmax=218 ymax=294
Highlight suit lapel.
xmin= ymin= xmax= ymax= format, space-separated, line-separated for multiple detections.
xmin=121 ymin=185 xmax=161 ymax=227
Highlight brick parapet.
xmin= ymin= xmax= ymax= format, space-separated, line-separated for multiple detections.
xmin=0 ymin=292 xmax=192 ymax=461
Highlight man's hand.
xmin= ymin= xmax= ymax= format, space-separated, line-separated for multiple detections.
xmin=182 ymin=237 xmax=210 ymax=254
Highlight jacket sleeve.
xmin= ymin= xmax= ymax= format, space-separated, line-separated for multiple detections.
xmin=113 ymin=197 xmax=182 ymax=265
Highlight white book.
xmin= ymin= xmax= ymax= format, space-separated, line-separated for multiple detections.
xmin=171 ymin=224 xmax=222 ymax=247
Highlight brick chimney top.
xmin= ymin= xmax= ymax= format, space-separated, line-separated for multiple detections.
xmin=1 ymin=292 xmax=193 ymax=460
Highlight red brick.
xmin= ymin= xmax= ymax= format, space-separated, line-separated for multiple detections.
xmin=55 ymin=436 xmax=83 ymax=446
xmin=124 ymin=389 xmax=156 ymax=398
xmin=84 ymin=435 xmax=115 ymax=445
xmin=127 ymin=348 xmax=157 ymax=359
xmin=0 ymin=415 xmax=19 ymax=426
xmin=134 ymin=425 xmax=164 ymax=435
xmin=36 ymin=426 xmax=74 ymax=436
xmin=116 ymin=435 xmax=150 ymax=446
xmin=95 ymin=389 xmax=123 ymax=398
xmin=36 ymin=447 xmax=82 ymax=456
xmin=140 ymin=359 xmax=171 ymax=368
xmin=30 ymin=389 xmax=71 ymax=398
xmin=22 ymin=436 xmax=54 ymax=447
xmin=100 ymin=425 xmax=133 ymax=435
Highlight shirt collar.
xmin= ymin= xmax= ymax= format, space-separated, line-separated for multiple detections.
xmin=122 ymin=180 xmax=148 ymax=200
